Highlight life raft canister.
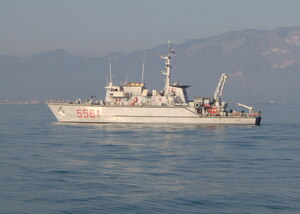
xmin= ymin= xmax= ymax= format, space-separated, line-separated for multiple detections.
xmin=130 ymin=97 xmax=138 ymax=106
xmin=207 ymin=107 xmax=218 ymax=114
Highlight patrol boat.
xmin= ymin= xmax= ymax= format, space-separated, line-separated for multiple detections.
xmin=48 ymin=42 xmax=261 ymax=125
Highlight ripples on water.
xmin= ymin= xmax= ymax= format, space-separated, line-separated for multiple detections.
xmin=0 ymin=104 xmax=300 ymax=213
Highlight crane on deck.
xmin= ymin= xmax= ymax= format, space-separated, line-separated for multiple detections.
xmin=237 ymin=103 xmax=254 ymax=115
xmin=213 ymin=73 xmax=228 ymax=106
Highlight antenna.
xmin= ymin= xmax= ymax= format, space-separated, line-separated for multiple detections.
xmin=109 ymin=61 xmax=112 ymax=83
xmin=107 ymin=61 xmax=114 ymax=86
xmin=141 ymin=51 xmax=145 ymax=83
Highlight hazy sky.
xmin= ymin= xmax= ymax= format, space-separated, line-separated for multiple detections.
xmin=1 ymin=0 xmax=300 ymax=57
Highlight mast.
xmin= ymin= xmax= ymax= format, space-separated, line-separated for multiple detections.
xmin=161 ymin=41 xmax=175 ymax=91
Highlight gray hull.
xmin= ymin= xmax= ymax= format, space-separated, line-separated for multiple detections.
xmin=48 ymin=104 xmax=261 ymax=125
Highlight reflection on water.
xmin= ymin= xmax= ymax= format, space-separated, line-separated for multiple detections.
xmin=2 ymin=104 xmax=300 ymax=213
xmin=53 ymin=122 xmax=230 ymax=133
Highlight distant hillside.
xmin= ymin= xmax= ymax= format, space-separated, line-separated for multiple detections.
xmin=1 ymin=26 xmax=300 ymax=104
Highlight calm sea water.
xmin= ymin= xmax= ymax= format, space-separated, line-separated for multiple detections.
xmin=0 ymin=104 xmax=300 ymax=213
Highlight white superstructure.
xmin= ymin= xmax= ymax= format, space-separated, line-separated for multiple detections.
xmin=48 ymin=42 xmax=261 ymax=125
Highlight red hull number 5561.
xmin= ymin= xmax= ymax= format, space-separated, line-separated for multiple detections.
xmin=76 ymin=109 xmax=100 ymax=118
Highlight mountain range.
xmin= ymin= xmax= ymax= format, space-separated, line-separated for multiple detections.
xmin=1 ymin=26 xmax=300 ymax=104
